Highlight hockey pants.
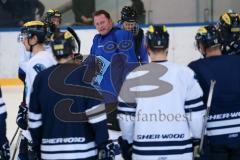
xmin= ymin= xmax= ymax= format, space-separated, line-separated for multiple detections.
xmin=206 ymin=144 xmax=240 ymax=160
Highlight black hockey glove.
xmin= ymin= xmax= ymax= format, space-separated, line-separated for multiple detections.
xmin=28 ymin=141 xmax=40 ymax=160
xmin=98 ymin=140 xmax=116 ymax=160
xmin=193 ymin=139 xmax=200 ymax=160
xmin=16 ymin=102 xmax=28 ymax=130
xmin=229 ymin=41 xmax=240 ymax=54
xmin=118 ymin=136 xmax=132 ymax=160
xmin=0 ymin=140 xmax=10 ymax=160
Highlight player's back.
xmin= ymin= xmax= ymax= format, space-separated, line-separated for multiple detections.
xmin=189 ymin=54 xmax=240 ymax=145
xmin=189 ymin=55 xmax=240 ymax=109
xmin=121 ymin=61 xmax=204 ymax=160
xmin=29 ymin=63 xmax=104 ymax=160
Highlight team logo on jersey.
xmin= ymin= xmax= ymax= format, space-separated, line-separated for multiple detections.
xmin=103 ymin=40 xmax=133 ymax=53
xmin=103 ymin=41 xmax=118 ymax=52
xmin=33 ymin=64 xmax=46 ymax=73
xmin=118 ymin=40 xmax=133 ymax=51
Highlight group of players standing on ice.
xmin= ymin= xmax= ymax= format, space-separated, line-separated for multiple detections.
xmin=0 ymin=6 xmax=240 ymax=160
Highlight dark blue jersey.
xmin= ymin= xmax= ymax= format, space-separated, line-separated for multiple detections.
xmin=0 ymin=87 xmax=7 ymax=146
xmin=28 ymin=63 xmax=109 ymax=160
xmin=189 ymin=55 xmax=240 ymax=145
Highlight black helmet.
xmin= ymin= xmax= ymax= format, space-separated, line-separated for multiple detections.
xmin=44 ymin=9 xmax=62 ymax=24
xmin=121 ymin=6 xmax=137 ymax=22
xmin=218 ymin=12 xmax=240 ymax=32
xmin=146 ymin=25 xmax=169 ymax=50
xmin=51 ymin=31 xmax=76 ymax=60
xmin=44 ymin=9 xmax=62 ymax=34
xmin=195 ymin=25 xmax=221 ymax=50
xmin=217 ymin=12 xmax=240 ymax=41
xmin=20 ymin=21 xmax=46 ymax=43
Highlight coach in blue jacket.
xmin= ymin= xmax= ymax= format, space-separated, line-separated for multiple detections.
xmin=90 ymin=10 xmax=140 ymax=130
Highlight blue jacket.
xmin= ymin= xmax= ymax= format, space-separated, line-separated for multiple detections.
xmin=90 ymin=27 xmax=141 ymax=102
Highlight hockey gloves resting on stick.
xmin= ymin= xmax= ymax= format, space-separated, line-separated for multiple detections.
xmin=0 ymin=139 xmax=10 ymax=160
xmin=118 ymin=136 xmax=132 ymax=160
xmin=16 ymin=102 xmax=28 ymax=130
xmin=98 ymin=140 xmax=116 ymax=160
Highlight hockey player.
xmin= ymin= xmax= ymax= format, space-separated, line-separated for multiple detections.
xmin=189 ymin=25 xmax=240 ymax=160
xmin=0 ymin=87 xmax=10 ymax=160
xmin=90 ymin=10 xmax=140 ymax=131
xmin=28 ymin=31 xmax=115 ymax=160
xmin=118 ymin=25 xmax=205 ymax=160
xmin=43 ymin=9 xmax=62 ymax=40
xmin=217 ymin=11 xmax=240 ymax=55
xmin=16 ymin=20 xmax=56 ymax=160
xmin=119 ymin=6 xmax=148 ymax=64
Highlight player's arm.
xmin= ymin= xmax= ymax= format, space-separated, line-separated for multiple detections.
xmin=0 ymin=88 xmax=7 ymax=144
xmin=28 ymin=74 xmax=42 ymax=159
xmin=85 ymin=88 xmax=116 ymax=160
xmin=0 ymin=88 xmax=10 ymax=160
xmin=117 ymin=100 xmax=135 ymax=160
xmin=86 ymin=101 xmax=108 ymax=145
xmin=117 ymin=71 xmax=137 ymax=160
xmin=138 ymin=29 xmax=149 ymax=64
xmin=139 ymin=40 xmax=149 ymax=64
xmin=90 ymin=35 xmax=99 ymax=55
xmin=184 ymin=68 xmax=206 ymax=139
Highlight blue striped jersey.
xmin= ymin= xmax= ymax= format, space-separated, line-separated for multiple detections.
xmin=28 ymin=64 xmax=109 ymax=160
xmin=189 ymin=54 xmax=240 ymax=145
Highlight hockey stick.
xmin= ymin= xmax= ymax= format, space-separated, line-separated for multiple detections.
xmin=67 ymin=27 xmax=81 ymax=54
xmin=11 ymin=130 xmax=22 ymax=160
xmin=67 ymin=27 xmax=83 ymax=61
xmin=199 ymin=80 xmax=216 ymax=154
xmin=10 ymin=127 xmax=19 ymax=146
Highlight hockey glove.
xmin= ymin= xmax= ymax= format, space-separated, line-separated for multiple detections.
xmin=98 ymin=140 xmax=116 ymax=160
xmin=0 ymin=140 xmax=10 ymax=160
xmin=16 ymin=102 xmax=28 ymax=130
xmin=28 ymin=140 xmax=40 ymax=160
xmin=118 ymin=136 xmax=132 ymax=160
xmin=229 ymin=41 xmax=240 ymax=54
xmin=193 ymin=139 xmax=200 ymax=160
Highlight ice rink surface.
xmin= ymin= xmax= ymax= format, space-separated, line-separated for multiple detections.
xmin=2 ymin=86 xmax=123 ymax=160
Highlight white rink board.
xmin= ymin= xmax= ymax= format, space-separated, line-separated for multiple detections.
xmin=0 ymin=25 xmax=203 ymax=78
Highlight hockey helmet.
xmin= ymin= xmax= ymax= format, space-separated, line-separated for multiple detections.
xmin=121 ymin=6 xmax=137 ymax=22
xmin=195 ymin=25 xmax=221 ymax=51
xmin=44 ymin=9 xmax=62 ymax=34
xmin=146 ymin=25 xmax=169 ymax=50
xmin=51 ymin=31 xmax=77 ymax=59
xmin=218 ymin=12 xmax=240 ymax=32
xmin=19 ymin=21 xmax=46 ymax=43
xmin=217 ymin=12 xmax=240 ymax=40
xmin=44 ymin=9 xmax=62 ymax=24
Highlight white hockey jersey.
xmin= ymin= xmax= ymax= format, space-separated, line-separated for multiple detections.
xmin=118 ymin=61 xmax=206 ymax=160
xmin=25 ymin=50 xmax=56 ymax=107
xmin=19 ymin=43 xmax=31 ymax=73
